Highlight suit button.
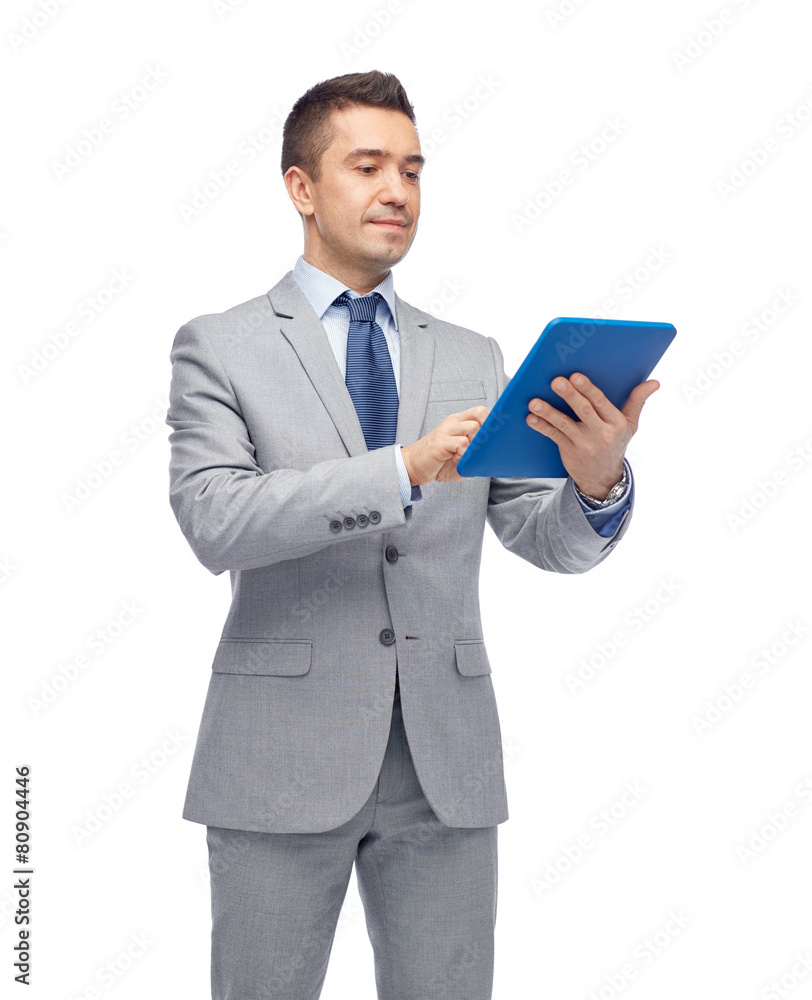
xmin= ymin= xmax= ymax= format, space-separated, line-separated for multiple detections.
xmin=385 ymin=545 xmax=399 ymax=562
xmin=329 ymin=519 xmax=342 ymax=533
xmin=343 ymin=515 xmax=356 ymax=529
xmin=379 ymin=628 xmax=395 ymax=645
xmin=356 ymin=513 xmax=369 ymax=527
xmin=368 ymin=510 xmax=381 ymax=524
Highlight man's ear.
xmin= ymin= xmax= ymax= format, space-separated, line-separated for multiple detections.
xmin=284 ymin=166 xmax=315 ymax=218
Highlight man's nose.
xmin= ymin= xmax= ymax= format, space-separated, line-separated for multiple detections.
xmin=378 ymin=169 xmax=410 ymax=206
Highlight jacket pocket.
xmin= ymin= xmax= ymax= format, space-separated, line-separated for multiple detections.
xmin=211 ymin=639 xmax=312 ymax=676
xmin=428 ymin=380 xmax=485 ymax=402
xmin=454 ymin=639 xmax=492 ymax=676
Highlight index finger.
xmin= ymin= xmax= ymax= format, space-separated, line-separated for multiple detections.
xmin=455 ymin=405 xmax=490 ymax=426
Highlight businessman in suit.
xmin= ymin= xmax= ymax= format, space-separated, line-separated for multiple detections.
xmin=166 ymin=70 xmax=658 ymax=1000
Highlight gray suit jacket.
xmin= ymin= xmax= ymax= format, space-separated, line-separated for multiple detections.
xmin=166 ymin=271 xmax=632 ymax=833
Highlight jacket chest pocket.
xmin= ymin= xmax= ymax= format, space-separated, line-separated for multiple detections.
xmin=422 ymin=379 xmax=487 ymax=432
xmin=428 ymin=379 xmax=485 ymax=403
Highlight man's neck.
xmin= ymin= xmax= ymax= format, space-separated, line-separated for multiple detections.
xmin=302 ymin=252 xmax=390 ymax=296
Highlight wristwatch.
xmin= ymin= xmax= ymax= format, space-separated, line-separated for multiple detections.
xmin=574 ymin=464 xmax=628 ymax=509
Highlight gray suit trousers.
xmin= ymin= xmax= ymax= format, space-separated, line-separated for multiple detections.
xmin=206 ymin=678 xmax=498 ymax=999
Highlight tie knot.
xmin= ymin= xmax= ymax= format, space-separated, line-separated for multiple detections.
xmin=333 ymin=291 xmax=381 ymax=324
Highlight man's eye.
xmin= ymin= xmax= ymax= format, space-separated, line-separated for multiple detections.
xmin=358 ymin=166 xmax=376 ymax=174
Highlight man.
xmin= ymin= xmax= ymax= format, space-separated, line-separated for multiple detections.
xmin=166 ymin=70 xmax=658 ymax=1000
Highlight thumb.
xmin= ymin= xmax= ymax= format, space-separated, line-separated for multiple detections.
xmin=622 ymin=379 xmax=659 ymax=430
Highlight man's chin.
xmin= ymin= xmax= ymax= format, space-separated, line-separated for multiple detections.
xmin=359 ymin=242 xmax=410 ymax=269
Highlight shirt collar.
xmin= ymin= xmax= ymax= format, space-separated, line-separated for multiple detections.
xmin=291 ymin=254 xmax=398 ymax=332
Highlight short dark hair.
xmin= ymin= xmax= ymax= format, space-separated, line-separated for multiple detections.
xmin=280 ymin=70 xmax=417 ymax=182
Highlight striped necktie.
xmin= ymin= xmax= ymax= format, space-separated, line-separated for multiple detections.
xmin=333 ymin=291 xmax=398 ymax=450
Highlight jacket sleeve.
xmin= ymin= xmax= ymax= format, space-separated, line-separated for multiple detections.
xmin=485 ymin=336 xmax=633 ymax=574
xmin=165 ymin=320 xmax=411 ymax=576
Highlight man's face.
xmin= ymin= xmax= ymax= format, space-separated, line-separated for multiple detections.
xmin=290 ymin=104 xmax=423 ymax=282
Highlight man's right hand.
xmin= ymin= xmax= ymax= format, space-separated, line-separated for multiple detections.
xmin=401 ymin=406 xmax=489 ymax=486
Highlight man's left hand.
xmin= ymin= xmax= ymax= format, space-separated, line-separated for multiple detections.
xmin=526 ymin=373 xmax=660 ymax=500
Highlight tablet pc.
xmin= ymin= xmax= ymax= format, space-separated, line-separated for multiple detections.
xmin=456 ymin=317 xmax=676 ymax=478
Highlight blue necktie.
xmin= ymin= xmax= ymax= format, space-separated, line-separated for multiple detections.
xmin=333 ymin=291 xmax=399 ymax=450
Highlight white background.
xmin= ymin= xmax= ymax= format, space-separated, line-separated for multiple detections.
xmin=3 ymin=0 xmax=812 ymax=997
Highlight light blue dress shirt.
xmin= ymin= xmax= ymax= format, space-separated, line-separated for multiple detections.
xmin=290 ymin=255 xmax=632 ymax=537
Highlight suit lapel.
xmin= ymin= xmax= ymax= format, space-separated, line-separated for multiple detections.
xmin=266 ymin=272 xmax=435 ymax=457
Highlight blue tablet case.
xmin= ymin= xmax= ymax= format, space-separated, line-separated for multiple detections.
xmin=456 ymin=317 xmax=676 ymax=478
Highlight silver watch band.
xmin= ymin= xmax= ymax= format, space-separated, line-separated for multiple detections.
xmin=574 ymin=464 xmax=629 ymax=509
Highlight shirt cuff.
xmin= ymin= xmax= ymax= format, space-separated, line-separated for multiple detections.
xmin=395 ymin=444 xmax=422 ymax=507
xmin=572 ymin=459 xmax=633 ymax=538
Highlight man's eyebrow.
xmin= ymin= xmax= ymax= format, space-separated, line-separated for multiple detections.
xmin=344 ymin=148 xmax=425 ymax=167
